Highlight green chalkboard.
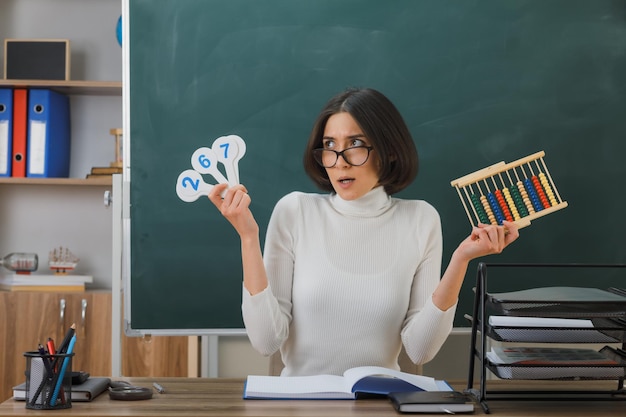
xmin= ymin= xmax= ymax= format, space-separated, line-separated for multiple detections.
xmin=127 ymin=0 xmax=626 ymax=332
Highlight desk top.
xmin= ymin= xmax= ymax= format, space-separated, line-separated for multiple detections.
xmin=0 ymin=378 xmax=625 ymax=416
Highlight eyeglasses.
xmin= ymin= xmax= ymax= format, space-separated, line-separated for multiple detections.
xmin=313 ymin=146 xmax=374 ymax=168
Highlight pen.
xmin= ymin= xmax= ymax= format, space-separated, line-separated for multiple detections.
xmin=37 ymin=344 xmax=54 ymax=378
xmin=45 ymin=337 xmax=67 ymax=404
xmin=153 ymin=382 xmax=165 ymax=394
xmin=49 ymin=334 xmax=76 ymax=406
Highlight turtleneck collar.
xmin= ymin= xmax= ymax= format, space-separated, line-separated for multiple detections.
xmin=329 ymin=186 xmax=392 ymax=217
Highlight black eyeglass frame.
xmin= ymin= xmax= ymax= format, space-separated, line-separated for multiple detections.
xmin=312 ymin=146 xmax=374 ymax=168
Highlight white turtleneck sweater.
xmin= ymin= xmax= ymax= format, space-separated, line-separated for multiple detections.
xmin=242 ymin=186 xmax=456 ymax=376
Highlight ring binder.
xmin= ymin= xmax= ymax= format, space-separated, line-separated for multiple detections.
xmin=11 ymin=88 xmax=28 ymax=178
xmin=0 ymin=88 xmax=13 ymax=177
xmin=26 ymin=89 xmax=71 ymax=178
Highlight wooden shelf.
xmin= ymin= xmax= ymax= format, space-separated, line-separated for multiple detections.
xmin=0 ymin=177 xmax=113 ymax=186
xmin=0 ymin=79 xmax=122 ymax=96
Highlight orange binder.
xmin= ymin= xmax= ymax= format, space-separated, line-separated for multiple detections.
xmin=12 ymin=88 xmax=28 ymax=177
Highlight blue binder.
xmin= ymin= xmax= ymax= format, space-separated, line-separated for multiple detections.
xmin=0 ymin=88 xmax=13 ymax=177
xmin=26 ymin=89 xmax=71 ymax=178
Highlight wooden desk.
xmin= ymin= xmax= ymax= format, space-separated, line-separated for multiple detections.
xmin=0 ymin=378 xmax=624 ymax=416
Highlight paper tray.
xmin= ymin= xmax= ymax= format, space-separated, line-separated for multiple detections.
xmin=487 ymin=318 xmax=626 ymax=343
xmin=486 ymin=346 xmax=626 ymax=380
xmin=486 ymin=363 xmax=626 ymax=380
xmin=487 ymin=326 xmax=623 ymax=344
xmin=487 ymin=287 xmax=626 ymax=318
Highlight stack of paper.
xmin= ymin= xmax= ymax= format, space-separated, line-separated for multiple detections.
xmin=488 ymin=346 xmax=618 ymax=366
xmin=488 ymin=316 xmax=618 ymax=343
xmin=486 ymin=346 xmax=624 ymax=379
xmin=0 ymin=273 xmax=93 ymax=292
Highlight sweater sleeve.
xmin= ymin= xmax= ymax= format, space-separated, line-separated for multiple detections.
xmin=241 ymin=193 xmax=298 ymax=356
xmin=401 ymin=203 xmax=456 ymax=365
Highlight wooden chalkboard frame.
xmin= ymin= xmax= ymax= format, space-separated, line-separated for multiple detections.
xmin=124 ymin=0 xmax=626 ymax=335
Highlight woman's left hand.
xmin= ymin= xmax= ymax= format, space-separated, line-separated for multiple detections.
xmin=456 ymin=220 xmax=520 ymax=262
xmin=433 ymin=221 xmax=520 ymax=310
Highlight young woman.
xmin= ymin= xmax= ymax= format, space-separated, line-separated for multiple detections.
xmin=208 ymin=87 xmax=519 ymax=376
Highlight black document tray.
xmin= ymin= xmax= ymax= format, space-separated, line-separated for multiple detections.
xmin=487 ymin=287 xmax=626 ymax=318
xmin=486 ymin=346 xmax=626 ymax=381
xmin=487 ymin=317 xmax=626 ymax=343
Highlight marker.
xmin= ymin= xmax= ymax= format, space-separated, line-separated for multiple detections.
xmin=153 ymin=382 xmax=165 ymax=394
xmin=46 ymin=338 xmax=56 ymax=357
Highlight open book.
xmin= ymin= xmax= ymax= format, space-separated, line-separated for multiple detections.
xmin=243 ymin=366 xmax=452 ymax=400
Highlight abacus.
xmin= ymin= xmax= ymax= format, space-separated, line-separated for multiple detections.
xmin=450 ymin=151 xmax=567 ymax=229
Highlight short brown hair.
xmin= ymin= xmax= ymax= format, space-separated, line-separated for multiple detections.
xmin=303 ymin=88 xmax=418 ymax=195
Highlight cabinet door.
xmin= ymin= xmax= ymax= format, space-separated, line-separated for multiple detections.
xmin=118 ymin=294 xmax=191 ymax=377
xmin=0 ymin=292 xmax=68 ymax=401
xmin=58 ymin=292 xmax=190 ymax=377
xmin=122 ymin=334 xmax=190 ymax=376
xmin=0 ymin=291 xmax=190 ymax=401
xmin=63 ymin=292 xmax=112 ymax=376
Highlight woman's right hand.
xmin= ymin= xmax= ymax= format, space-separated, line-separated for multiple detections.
xmin=208 ymin=183 xmax=259 ymax=239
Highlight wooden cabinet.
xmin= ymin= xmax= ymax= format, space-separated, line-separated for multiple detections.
xmin=0 ymin=291 xmax=192 ymax=401
xmin=122 ymin=334 xmax=191 ymax=377
xmin=0 ymin=291 xmax=111 ymax=401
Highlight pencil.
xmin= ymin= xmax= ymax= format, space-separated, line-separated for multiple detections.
xmin=51 ymin=322 xmax=76 ymax=398
xmin=57 ymin=323 xmax=76 ymax=354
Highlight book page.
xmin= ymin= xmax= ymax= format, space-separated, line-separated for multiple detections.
xmin=245 ymin=374 xmax=349 ymax=395
xmin=342 ymin=366 xmax=439 ymax=392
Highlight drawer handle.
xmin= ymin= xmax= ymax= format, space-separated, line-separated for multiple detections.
xmin=59 ymin=298 xmax=66 ymax=326
xmin=80 ymin=298 xmax=88 ymax=337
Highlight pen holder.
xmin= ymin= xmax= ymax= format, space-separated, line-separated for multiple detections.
xmin=24 ymin=351 xmax=74 ymax=410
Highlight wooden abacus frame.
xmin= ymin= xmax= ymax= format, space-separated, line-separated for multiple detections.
xmin=450 ymin=151 xmax=567 ymax=229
